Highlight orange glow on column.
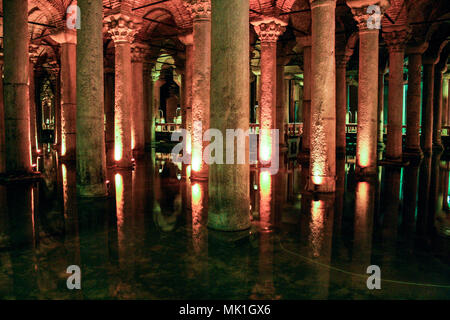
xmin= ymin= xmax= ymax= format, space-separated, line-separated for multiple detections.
xmin=309 ymin=200 xmax=325 ymax=257
xmin=61 ymin=135 xmax=66 ymax=156
xmin=259 ymin=171 xmax=272 ymax=230
xmin=358 ymin=144 xmax=370 ymax=168
xmin=115 ymin=173 xmax=124 ymax=228
xmin=192 ymin=120 xmax=202 ymax=172
xmin=259 ymin=129 xmax=272 ymax=162
xmin=114 ymin=125 xmax=123 ymax=161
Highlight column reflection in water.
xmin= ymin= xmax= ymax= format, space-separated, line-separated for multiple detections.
xmin=417 ymin=155 xmax=432 ymax=236
xmin=251 ymin=169 xmax=277 ymax=299
xmin=380 ymin=167 xmax=401 ymax=278
xmin=304 ymin=193 xmax=335 ymax=299
xmin=402 ymin=163 xmax=420 ymax=249
xmin=351 ymin=180 xmax=376 ymax=292
xmin=0 ymin=185 xmax=13 ymax=297
xmin=428 ymin=152 xmax=443 ymax=235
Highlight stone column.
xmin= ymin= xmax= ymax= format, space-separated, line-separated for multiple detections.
xmin=383 ymin=28 xmax=410 ymax=162
xmin=442 ymin=75 xmax=449 ymax=127
xmin=335 ymin=54 xmax=350 ymax=155
xmin=77 ymin=0 xmax=107 ymax=196
xmin=349 ymin=4 xmax=382 ymax=176
xmin=252 ymin=19 xmax=286 ymax=163
xmin=28 ymin=46 xmax=38 ymax=158
xmin=276 ymin=52 xmax=287 ymax=149
xmin=131 ymin=43 xmax=147 ymax=157
xmin=405 ymin=44 xmax=427 ymax=157
xmin=104 ymin=14 xmax=141 ymax=168
xmin=143 ymin=62 xmax=155 ymax=149
xmin=208 ymin=0 xmax=250 ymax=231
xmin=50 ymin=30 xmax=77 ymax=160
xmin=186 ymin=0 xmax=211 ymax=181
xmin=377 ymin=68 xmax=387 ymax=150
xmin=49 ymin=62 xmax=61 ymax=149
xmin=308 ymin=0 xmax=337 ymax=192
xmin=297 ymin=36 xmax=311 ymax=154
xmin=433 ymin=62 xmax=446 ymax=151
xmin=0 ymin=56 xmax=4 ymax=173
xmin=3 ymin=0 xmax=32 ymax=174
xmin=104 ymin=65 xmax=115 ymax=165
xmin=421 ymin=58 xmax=436 ymax=154
xmin=179 ymin=33 xmax=194 ymax=155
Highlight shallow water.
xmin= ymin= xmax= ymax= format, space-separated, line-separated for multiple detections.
xmin=0 ymin=147 xmax=449 ymax=299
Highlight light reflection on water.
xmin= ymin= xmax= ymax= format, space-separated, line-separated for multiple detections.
xmin=0 ymin=148 xmax=449 ymax=299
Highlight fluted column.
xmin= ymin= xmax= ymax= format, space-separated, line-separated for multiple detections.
xmin=421 ymin=58 xmax=436 ymax=154
xmin=131 ymin=43 xmax=147 ymax=157
xmin=186 ymin=0 xmax=211 ymax=181
xmin=308 ymin=0 xmax=336 ymax=192
xmin=433 ymin=62 xmax=446 ymax=151
xmin=405 ymin=44 xmax=427 ymax=157
xmin=50 ymin=30 xmax=77 ymax=160
xmin=252 ymin=19 xmax=286 ymax=163
xmin=3 ymin=0 xmax=32 ymax=174
xmin=104 ymin=14 xmax=141 ymax=168
xmin=208 ymin=0 xmax=250 ymax=231
xmin=77 ymin=0 xmax=107 ymax=196
xmin=335 ymin=54 xmax=350 ymax=155
xmin=383 ymin=28 xmax=410 ymax=162
xmin=297 ymin=36 xmax=311 ymax=154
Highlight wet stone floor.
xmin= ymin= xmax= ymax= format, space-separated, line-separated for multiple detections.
xmin=0 ymin=146 xmax=450 ymax=299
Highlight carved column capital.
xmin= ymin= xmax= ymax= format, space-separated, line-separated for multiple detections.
xmin=336 ymin=54 xmax=351 ymax=68
xmin=131 ymin=43 xmax=149 ymax=63
xmin=348 ymin=3 xmax=388 ymax=31
xmin=184 ymin=0 xmax=211 ymax=21
xmin=252 ymin=19 xmax=286 ymax=43
xmin=104 ymin=14 xmax=142 ymax=44
xmin=383 ymin=27 xmax=412 ymax=53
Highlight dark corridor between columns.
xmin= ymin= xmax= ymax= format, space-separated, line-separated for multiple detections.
xmin=0 ymin=146 xmax=449 ymax=299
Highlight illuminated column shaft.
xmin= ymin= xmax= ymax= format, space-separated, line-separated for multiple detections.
xmin=405 ymin=45 xmax=427 ymax=156
xmin=335 ymin=55 xmax=349 ymax=155
xmin=131 ymin=44 xmax=147 ymax=157
xmin=28 ymin=51 xmax=38 ymax=157
xmin=276 ymin=55 xmax=287 ymax=147
xmin=143 ymin=63 xmax=155 ymax=148
xmin=3 ymin=0 xmax=32 ymax=174
xmin=384 ymin=29 xmax=410 ymax=161
xmin=253 ymin=20 xmax=285 ymax=162
xmin=308 ymin=0 xmax=336 ymax=192
xmin=442 ymin=76 xmax=449 ymax=127
xmin=0 ymin=58 xmax=4 ymax=173
xmin=377 ymin=69 xmax=386 ymax=149
xmin=51 ymin=31 xmax=77 ymax=160
xmin=105 ymin=14 xmax=141 ymax=168
xmin=421 ymin=60 xmax=435 ymax=154
xmin=208 ymin=0 xmax=250 ymax=231
xmin=432 ymin=62 xmax=446 ymax=150
xmin=188 ymin=0 xmax=211 ymax=180
xmin=297 ymin=36 xmax=311 ymax=153
xmin=356 ymin=21 xmax=379 ymax=174
xmin=77 ymin=0 xmax=107 ymax=196
xmin=179 ymin=34 xmax=193 ymax=151
xmin=104 ymin=66 xmax=115 ymax=164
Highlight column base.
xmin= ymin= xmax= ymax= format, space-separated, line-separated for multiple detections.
xmin=207 ymin=225 xmax=255 ymax=246
xmin=77 ymin=183 xmax=108 ymax=198
xmin=379 ymin=158 xmax=407 ymax=167
xmin=191 ymin=172 xmax=209 ymax=182
xmin=306 ymin=175 xmax=336 ymax=193
xmin=403 ymin=147 xmax=423 ymax=159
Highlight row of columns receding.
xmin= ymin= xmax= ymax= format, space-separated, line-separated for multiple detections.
xmin=1 ymin=0 xmax=449 ymax=231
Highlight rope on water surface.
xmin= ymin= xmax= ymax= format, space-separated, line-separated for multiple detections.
xmin=276 ymin=236 xmax=450 ymax=289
